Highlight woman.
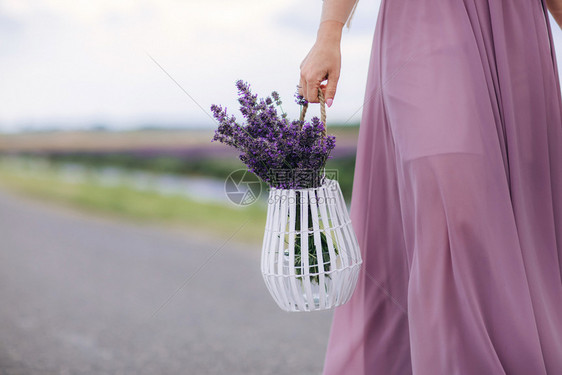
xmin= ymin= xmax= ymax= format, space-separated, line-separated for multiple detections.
xmin=299 ymin=0 xmax=562 ymax=374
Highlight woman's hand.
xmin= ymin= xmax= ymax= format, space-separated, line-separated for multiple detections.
xmin=299 ymin=20 xmax=344 ymax=106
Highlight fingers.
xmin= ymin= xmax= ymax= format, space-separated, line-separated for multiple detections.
xmin=301 ymin=70 xmax=323 ymax=103
xmin=301 ymin=75 xmax=339 ymax=105
xmin=298 ymin=57 xmax=307 ymax=98
xmin=300 ymin=62 xmax=323 ymax=103
xmin=299 ymin=72 xmax=320 ymax=103
xmin=298 ymin=74 xmax=307 ymax=101
xmin=302 ymin=74 xmax=334 ymax=105
xmin=324 ymin=72 xmax=339 ymax=108
xmin=306 ymin=80 xmax=320 ymax=103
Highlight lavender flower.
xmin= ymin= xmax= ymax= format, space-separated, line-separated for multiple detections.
xmin=210 ymin=80 xmax=336 ymax=189
xmin=294 ymin=86 xmax=308 ymax=106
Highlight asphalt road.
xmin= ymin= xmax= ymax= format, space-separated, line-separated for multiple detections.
xmin=0 ymin=189 xmax=334 ymax=375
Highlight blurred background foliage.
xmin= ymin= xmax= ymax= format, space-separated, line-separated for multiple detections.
xmin=0 ymin=124 xmax=359 ymax=245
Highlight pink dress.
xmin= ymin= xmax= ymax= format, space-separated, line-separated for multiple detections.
xmin=322 ymin=0 xmax=562 ymax=374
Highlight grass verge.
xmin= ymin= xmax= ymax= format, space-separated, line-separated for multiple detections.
xmin=0 ymin=162 xmax=267 ymax=246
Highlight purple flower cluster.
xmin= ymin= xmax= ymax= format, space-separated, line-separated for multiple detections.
xmin=211 ymin=80 xmax=336 ymax=189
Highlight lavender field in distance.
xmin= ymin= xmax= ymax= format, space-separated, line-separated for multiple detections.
xmin=0 ymin=126 xmax=359 ymax=200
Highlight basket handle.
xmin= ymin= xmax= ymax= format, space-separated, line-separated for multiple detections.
xmin=299 ymin=88 xmax=327 ymax=138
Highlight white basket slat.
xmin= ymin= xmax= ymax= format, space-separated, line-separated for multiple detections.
xmin=299 ymin=189 xmax=315 ymax=309
xmin=261 ymin=189 xmax=276 ymax=273
xmin=324 ymin=185 xmax=349 ymax=270
xmin=287 ymin=190 xmax=308 ymax=310
xmin=316 ymin=186 xmax=339 ymax=306
xmin=274 ymin=190 xmax=292 ymax=309
xmin=263 ymin=189 xmax=286 ymax=309
xmin=308 ymin=189 xmax=327 ymax=309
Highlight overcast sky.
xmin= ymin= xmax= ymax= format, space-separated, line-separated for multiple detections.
xmin=1 ymin=0 xmax=561 ymax=132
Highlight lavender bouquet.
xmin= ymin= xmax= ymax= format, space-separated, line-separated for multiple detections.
xmin=211 ymin=80 xmax=338 ymax=284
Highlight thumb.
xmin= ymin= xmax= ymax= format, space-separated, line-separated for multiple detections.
xmin=324 ymin=73 xmax=339 ymax=108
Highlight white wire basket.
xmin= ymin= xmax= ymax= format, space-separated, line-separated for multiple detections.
xmin=260 ymin=177 xmax=363 ymax=312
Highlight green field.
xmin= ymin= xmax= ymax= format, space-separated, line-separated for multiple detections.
xmin=0 ymin=160 xmax=268 ymax=245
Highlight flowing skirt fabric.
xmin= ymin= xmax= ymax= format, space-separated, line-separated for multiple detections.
xmin=322 ymin=0 xmax=562 ymax=374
